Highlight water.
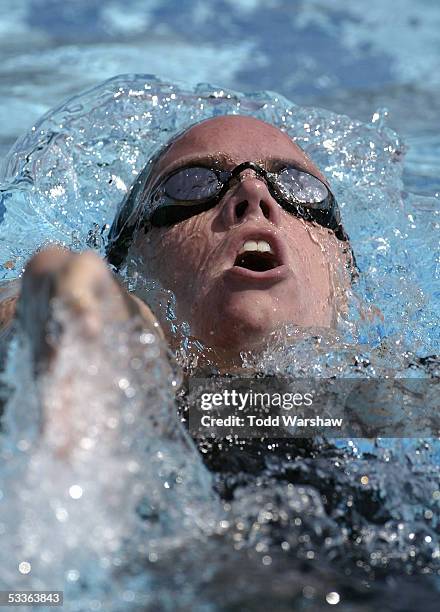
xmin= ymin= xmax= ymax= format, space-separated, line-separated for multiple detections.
xmin=0 ymin=2 xmax=439 ymax=611
xmin=0 ymin=75 xmax=437 ymax=354
xmin=1 ymin=0 xmax=440 ymax=197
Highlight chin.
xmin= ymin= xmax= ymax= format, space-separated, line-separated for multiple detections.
xmin=198 ymin=326 xmax=270 ymax=354
xmin=192 ymin=302 xmax=285 ymax=352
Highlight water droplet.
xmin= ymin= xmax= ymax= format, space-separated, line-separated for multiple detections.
xmin=66 ymin=569 xmax=80 ymax=582
xmin=122 ymin=590 xmax=135 ymax=602
xmin=303 ymin=585 xmax=316 ymax=598
xmin=56 ymin=508 xmax=68 ymax=522
xmin=18 ymin=561 xmax=31 ymax=574
xmin=140 ymin=332 xmax=155 ymax=345
xmin=118 ymin=378 xmax=130 ymax=390
xmin=17 ymin=439 xmax=31 ymax=452
xmin=69 ymin=485 xmax=83 ymax=499
xmin=326 ymin=591 xmax=340 ymax=605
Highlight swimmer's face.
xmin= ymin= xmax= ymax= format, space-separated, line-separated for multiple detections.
xmin=131 ymin=115 xmax=350 ymax=354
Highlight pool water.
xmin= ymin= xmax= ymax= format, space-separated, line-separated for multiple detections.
xmin=1 ymin=0 xmax=440 ymax=196
xmin=0 ymin=2 xmax=439 ymax=611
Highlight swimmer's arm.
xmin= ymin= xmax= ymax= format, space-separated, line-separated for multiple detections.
xmin=0 ymin=279 xmax=165 ymax=342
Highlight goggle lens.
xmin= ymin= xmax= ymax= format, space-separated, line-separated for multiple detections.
xmin=164 ymin=167 xmax=221 ymax=201
xmin=277 ymin=167 xmax=330 ymax=209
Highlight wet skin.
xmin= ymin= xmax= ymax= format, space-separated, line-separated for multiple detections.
xmin=0 ymin=115 xmax=351 ymax=374
xmin=129 ymin=115 xmax=351 ymax=360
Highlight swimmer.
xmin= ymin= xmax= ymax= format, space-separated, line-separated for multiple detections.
xmin=0 ymin=115 xmax=354 ymax=376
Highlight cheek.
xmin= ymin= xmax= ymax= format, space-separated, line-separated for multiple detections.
xmin=302 ymin=228 xmax=351 ymax=308
xmin=283 ymin=219 xmax=347 ymax=304
xmin=134 ymin=215 xmax=215 ymax=294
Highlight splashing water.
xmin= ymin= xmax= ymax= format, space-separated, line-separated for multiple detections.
xmin=0 ymin=75 xmax=439 ymax=610
xmin=0 ymin=74 xmax=437 ymax=352
xmin=1 ymin=299 xmax=220 ymax=610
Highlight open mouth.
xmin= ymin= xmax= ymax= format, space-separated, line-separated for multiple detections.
xmin=233 ymin=239 xmax=281 ymax=272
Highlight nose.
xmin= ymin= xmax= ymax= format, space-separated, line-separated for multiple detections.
xmin=221 ymin=174 xmax=282 ymax=227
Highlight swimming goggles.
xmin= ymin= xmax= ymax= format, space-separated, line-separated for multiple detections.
xmin=106 ymin=158 xmax=353 ymax=270
xmin=142 ymin=161 xmax=349 ymax=242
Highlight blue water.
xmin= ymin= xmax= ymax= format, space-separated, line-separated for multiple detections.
xmin=0 ymin=1 xmax=439 ymax=611
xmin=1 ymin=0 xmax=440 ymax=195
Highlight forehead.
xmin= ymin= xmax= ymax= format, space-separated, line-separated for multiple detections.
xmin=153 ymin=115 xmax=327 ymax=183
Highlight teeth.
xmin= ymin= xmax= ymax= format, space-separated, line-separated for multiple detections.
xmin=238 ymin=240 xmax=273 ymax=255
